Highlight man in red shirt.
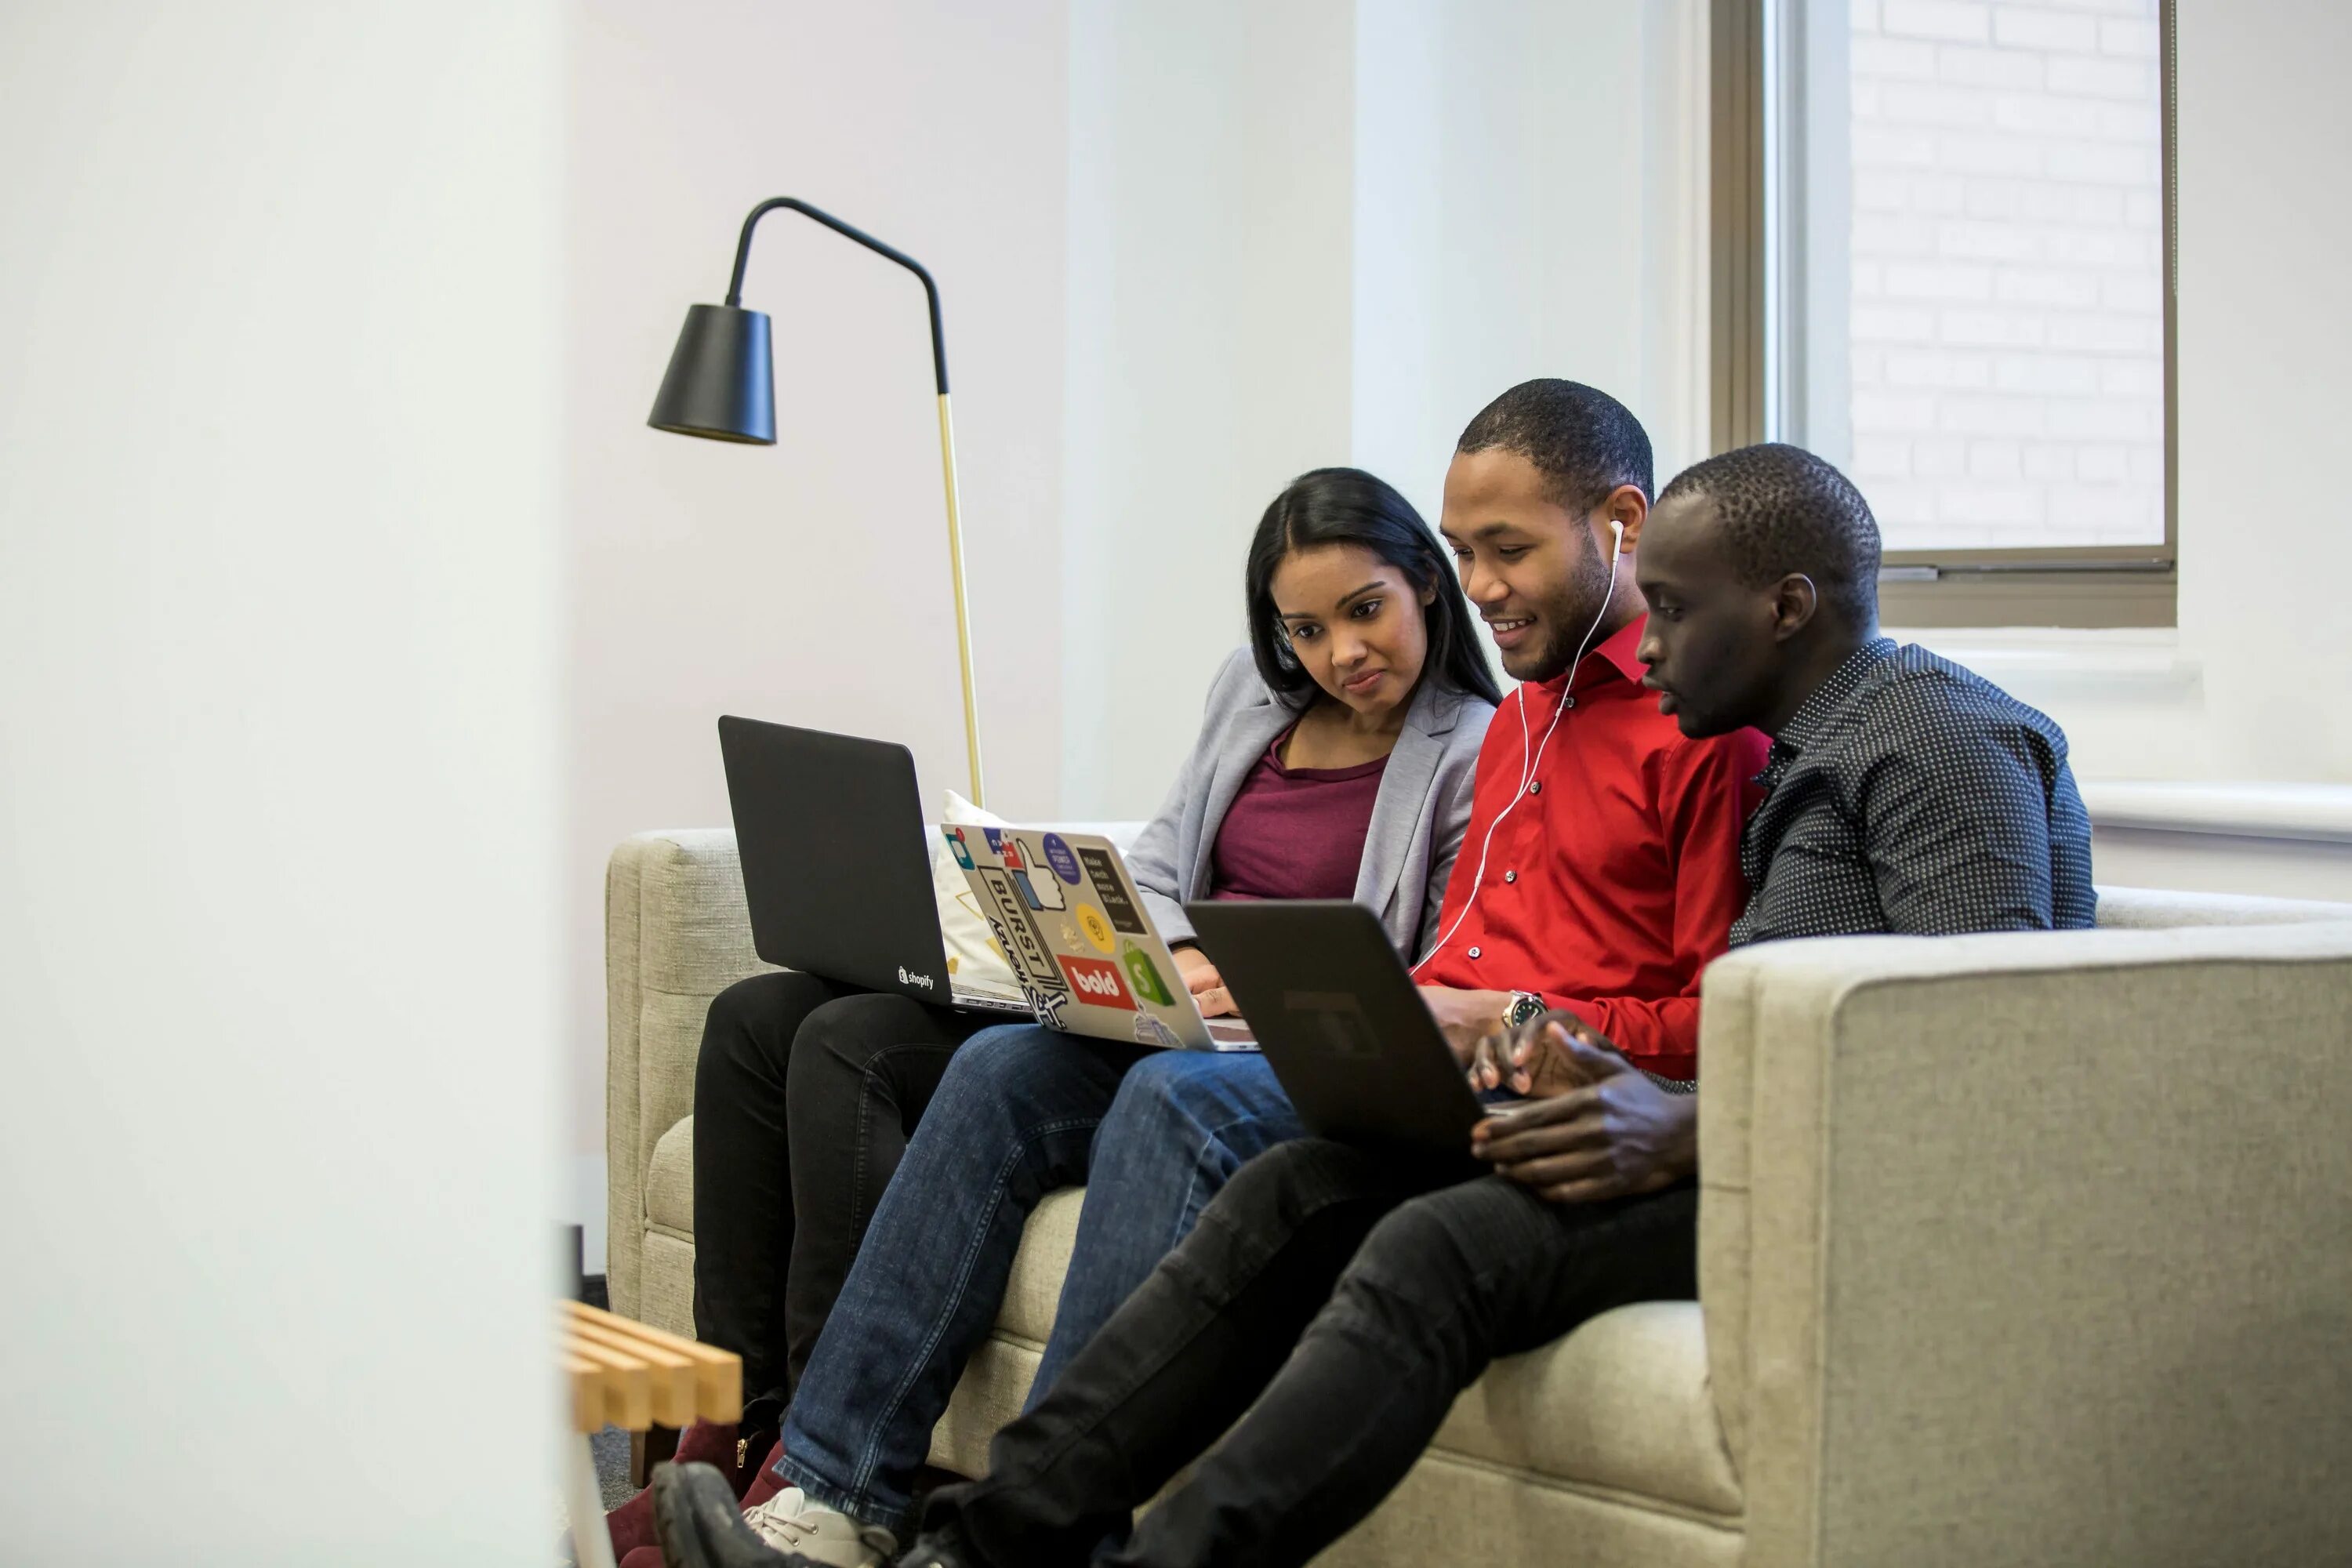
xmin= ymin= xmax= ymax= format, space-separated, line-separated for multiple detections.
xmin=650 ymin=380 xmax=1766 ymax=1568
xmin=1413 ymin=387 xmax=1764 ymax=1080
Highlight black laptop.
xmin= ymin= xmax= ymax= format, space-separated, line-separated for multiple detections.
xmin=717 ymin=717 xmax=1027 ymax=1014
xmin=1184 ymin=899 xmax=1508 ymax=1161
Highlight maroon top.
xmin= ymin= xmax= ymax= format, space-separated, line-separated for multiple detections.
xmin=1207 ymin=728 xmax=1390 ymax=903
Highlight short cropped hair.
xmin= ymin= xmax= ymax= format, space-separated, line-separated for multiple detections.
xmin=1455 ymin=379 xmax=1654 ymax=514
xmin=1657 ymin=443 xmax=1882 ymax=626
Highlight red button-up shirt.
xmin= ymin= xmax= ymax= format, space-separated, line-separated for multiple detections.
xmin=1413 ymin=616 xmax=1767 ymax=1080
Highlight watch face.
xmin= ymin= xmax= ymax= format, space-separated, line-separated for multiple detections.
xmin=1505 ymin=993 xmax=1545 ymax=1029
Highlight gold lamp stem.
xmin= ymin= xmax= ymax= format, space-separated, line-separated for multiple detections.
xmin=935 ymin=393 xmax=986 ymax=808
xmin=684 ymin=198 xmax=988 ymax=804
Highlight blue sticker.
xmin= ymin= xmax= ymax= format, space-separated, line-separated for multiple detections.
xmin=982 ymin=826 xmax=1005 ymax=855
xmin=1043 ymin=833 xmax=1083 ymax=885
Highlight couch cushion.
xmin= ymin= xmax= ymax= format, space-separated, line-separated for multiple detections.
xmin=998 ymin=1189 xmax=1085 ymax=1343
xmin=1432 ymin=1301 xmax=1740 ymax=1519
xmin=648 ymin=1116 xmax=695 ymax=1236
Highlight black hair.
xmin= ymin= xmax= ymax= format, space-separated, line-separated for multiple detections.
xmin=1657 ymin=442 xmax=1882 ymax=626
xmin=1245 ymin=467 xmax=1503 ymax=712
xmin=1454 ymin=379 xmax=1655 ymax=513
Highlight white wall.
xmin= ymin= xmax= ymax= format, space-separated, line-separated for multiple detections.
xmin=0 ymin=5 xmax=563 ymax=1563
xmin=2172 ymin=0 xmax=2352 ymax=782
xmin=1062 ymin=0 xmax=1709 ymax=819
xmin=1060 ymin=0 xmax=1359 ymax=818
xmin=564 ymin=0 xmax=1070 ymax=1211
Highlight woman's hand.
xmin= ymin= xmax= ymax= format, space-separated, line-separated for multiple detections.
xmin=1172 ymin=944 xmax=1236 ymax=1018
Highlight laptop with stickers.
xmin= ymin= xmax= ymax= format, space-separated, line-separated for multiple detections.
xmin=942 ymin=825 xmax=1256 ymax=1051
xmin=719 ymin=717 xmax=1029 ymax=1014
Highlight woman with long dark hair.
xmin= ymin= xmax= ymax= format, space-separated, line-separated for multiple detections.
xmin=619 ymin=466 xmax=1496 ymax=1566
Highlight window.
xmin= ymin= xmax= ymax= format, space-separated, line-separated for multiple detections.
xmin=1715 ymin=0 xmax=2176 ymax=626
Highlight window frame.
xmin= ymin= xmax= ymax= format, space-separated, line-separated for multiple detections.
xmin=1711 ymin=0 xmax=2177 ymax=629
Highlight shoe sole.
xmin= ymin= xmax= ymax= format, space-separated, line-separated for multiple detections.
xmin=652 ymin=1461 xmax=739 ymax=1568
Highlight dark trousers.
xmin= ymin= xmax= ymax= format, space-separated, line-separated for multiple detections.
xmin=925 ymin=1138 xmax=1700 ymax=1568
xmin=688 ymin=970 xmax=989 ymax=1417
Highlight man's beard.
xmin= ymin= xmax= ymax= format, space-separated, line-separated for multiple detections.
xmin=1507 ymin=542 xmax=1616 ymax=684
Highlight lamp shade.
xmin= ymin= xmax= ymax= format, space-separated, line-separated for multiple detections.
xmin=648 ymin=303 xmax=775 ymax=443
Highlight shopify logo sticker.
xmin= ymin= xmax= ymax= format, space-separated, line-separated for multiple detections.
xmin=1120 ymin=945 xmax=1174 ymax=1007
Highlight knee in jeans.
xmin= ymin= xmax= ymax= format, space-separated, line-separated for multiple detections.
xmin=909 ymin=1024 xmax=1073 ymax=1121
xmin=1333 ymin=1194 xmax=1479 ymax=1325
xmin=1201 ymin=1138 xmax=1369 ymax=1232
xmin=699 ymin=971 xmax=821 ymax=1086
xmin=782 ymin=993 xmax=930 ymax=1099
xmin=1097 ymin=1051 xmax=1208 ymax=1140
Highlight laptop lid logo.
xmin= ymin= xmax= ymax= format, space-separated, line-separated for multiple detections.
xmin=1283 ymin=990 xmax=1378 ymax=1058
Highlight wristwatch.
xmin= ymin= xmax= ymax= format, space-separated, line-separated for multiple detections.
xmin=1501 ymin=990 xmax=1547 ymax=1033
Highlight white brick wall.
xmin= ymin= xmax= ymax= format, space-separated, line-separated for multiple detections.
xmin=1847 ymin=0 xmax=2163 ymax=550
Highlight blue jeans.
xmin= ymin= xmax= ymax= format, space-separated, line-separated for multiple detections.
xmin=775 ymin=1026 xmax=1303 ymax=1536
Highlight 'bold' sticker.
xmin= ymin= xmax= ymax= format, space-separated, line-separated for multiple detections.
xmin=1057 ymin=953 xmax=1136 ymax=1010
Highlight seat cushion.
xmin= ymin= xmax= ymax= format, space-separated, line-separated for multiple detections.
xmin=647 ymin=1116 xmax=695 ymax=1236
xmin=1432 ymin=1301 xmax=1740 ymax=1519
xmin=996 ymin=1188 xmax=1085 ymax=1343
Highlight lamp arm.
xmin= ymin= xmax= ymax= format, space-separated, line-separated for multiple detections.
xmin=724 ymin=197 xmax=949 ymax=395
xmin=721 ymin=196 xmax=984 ymax=805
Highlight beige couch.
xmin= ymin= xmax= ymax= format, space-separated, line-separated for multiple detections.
xmin=608 ymin=828 xmax=2352 ymax=1566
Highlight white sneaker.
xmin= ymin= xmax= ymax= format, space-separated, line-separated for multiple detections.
xmin=738 ymin=1486 xmax=899 ymax=1568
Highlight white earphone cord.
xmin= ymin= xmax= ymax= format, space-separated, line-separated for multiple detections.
xmin=1412 ymin=522 xmax=1625 ymax=978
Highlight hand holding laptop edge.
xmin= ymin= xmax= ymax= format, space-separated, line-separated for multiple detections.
xmin=1468 ymin=1020 xmax=1699 ymax=1203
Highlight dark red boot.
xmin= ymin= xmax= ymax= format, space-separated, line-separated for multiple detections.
xmin=735 ymin=1436 xmax=790 ymax=1511
xmin=592 ymin=1421 xmax=773 ymax=1563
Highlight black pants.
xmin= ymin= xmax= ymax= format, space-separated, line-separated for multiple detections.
xmin=925 ymin=1138 xmax=1700 ymax=1568
xmin=689 ymin=971 xmax=990 ymax=1419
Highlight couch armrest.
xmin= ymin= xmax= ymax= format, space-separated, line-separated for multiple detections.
xmin=606 ymin=829 xmax=770 ymax=1319
xmin=1699 ymin=919 xmax=2352 ymax=1566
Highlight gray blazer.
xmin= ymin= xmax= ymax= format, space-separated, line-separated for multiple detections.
xmin=1126 ymin=648 xmax=1495 ymax=960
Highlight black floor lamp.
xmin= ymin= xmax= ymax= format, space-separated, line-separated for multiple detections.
xmin=648 ymin=197 xmax=987 ymax=806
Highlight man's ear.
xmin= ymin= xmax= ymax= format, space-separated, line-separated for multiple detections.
xmin=1770 ymin=573 xmax=1819 ymax=643
xmin=1604 ymin=485 xmax=1650 ymax=551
